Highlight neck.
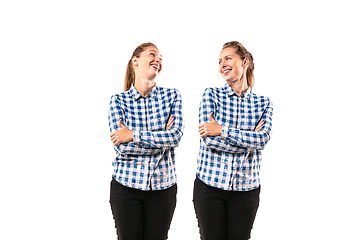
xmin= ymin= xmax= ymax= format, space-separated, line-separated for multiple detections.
xmin=134 ymin=77 xmax=155 ymax=97
xmin=228 ymin=76 xmax=248 ymax=96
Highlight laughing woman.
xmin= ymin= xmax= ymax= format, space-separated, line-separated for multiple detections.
xmin=193 ymin=41 xmax=273 ymax=240
xmin=108 ymin=42 xmax=184 ymax=240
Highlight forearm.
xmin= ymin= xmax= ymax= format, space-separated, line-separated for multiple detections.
xmin=115 ymin=142 xmax=165 ymax=155
xmin=202 ymin=136 xmax=247 ymax=153
xmin=221 ymin=102 xmax=273 ymax=150
xmin=133 ymin=127 xmax=183 ymax=148
xmin=221 ymin=127 xmax=271 ymax=150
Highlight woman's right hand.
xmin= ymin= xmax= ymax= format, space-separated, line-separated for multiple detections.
xmin=166 ymin=115 xmax=174 ymax=130
xmin=255 ymin=119 xmax=264 ymax=131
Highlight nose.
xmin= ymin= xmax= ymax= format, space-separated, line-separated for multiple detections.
xmin=155 ymin=56 xmax=162 ymax=63
xmin=219 ymin=61 xmax=227 ymax=70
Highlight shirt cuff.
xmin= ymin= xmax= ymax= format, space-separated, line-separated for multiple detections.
xmin=133 ymin=130 xmax=141 ymax=144
xmin=221 ymin=126 xmax=229 ymax=140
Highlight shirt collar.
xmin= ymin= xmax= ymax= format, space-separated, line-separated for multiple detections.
xmin=224 ymin=82 xmax=252 ymax=100
xmin=129 ymin=84 xmax=158 ymax=101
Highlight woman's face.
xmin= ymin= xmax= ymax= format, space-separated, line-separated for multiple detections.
xmin=133 ymin=46 xmax=162 ymax=80
xmin=218 ymin=47 xmax=245 ymax=83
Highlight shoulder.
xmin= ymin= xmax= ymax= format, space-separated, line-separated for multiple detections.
xmin=201 ymin=87 xmax=226 ymax=102
xmin=202 ymin=86 xmax=223 ymax=96
xmin=157 ymin=86 xmax=182 ymax=98
xmin=109 ymin=91 xmax=131 ymax=103
xmin=251 ymin=92 xmax=273 ymax=107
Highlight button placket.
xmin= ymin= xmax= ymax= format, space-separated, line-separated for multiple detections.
xmin=230 ymin=96 xmax=240 ymax=189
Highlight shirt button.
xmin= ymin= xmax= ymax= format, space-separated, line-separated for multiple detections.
xmin=240 ymin=94 xmax=244 ymax=98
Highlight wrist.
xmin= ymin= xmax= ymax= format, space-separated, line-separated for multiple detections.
xmin=217 ymin=126 xmax=222 ymax=136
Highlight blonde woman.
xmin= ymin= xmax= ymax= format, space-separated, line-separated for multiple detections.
xmin=108 ymin=43 xmax=184 ymax=240
xmin=193 ymin=41 xmax=273 ymax=240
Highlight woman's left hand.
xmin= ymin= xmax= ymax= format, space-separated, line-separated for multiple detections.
xmin=110 ymin=120 xmax=134 ymax=145
xmin=166 ymin=115 xmax=174 ymax=130
xmin=198 ymin=112 xmax=222 ymax=138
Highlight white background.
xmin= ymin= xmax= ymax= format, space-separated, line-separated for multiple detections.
xmin=1 ymin=0 xmax=359 ymax=239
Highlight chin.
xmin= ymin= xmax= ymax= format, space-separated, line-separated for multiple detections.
xmin=223 ymin=76 xmax=232 ymax=82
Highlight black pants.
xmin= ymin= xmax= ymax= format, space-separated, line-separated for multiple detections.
xmin=193 ymin=177 xmax=260 ymax=240
xmin=110 ymin=178 xmax=177 ymax=240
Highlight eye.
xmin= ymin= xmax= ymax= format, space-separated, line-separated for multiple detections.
xmin=226 ymin=57 xmax=231 ymax=61
xmin=150 ymin=53 xmax=155 ymax=57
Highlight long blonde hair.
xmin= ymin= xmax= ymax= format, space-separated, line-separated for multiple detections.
xmin=123 ymin=42 xmax=159 ymax=92
xmin=222 ymin=41 xmax=255 ymax=90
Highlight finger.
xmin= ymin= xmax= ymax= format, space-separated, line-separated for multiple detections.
xmin=209 ymin=112 xmax=215 ymax=122
xmin=166 ymin=122 xmax=173 ymax=130
xmin=168 ymin=117 xmax=174 ymax=125
xmin=199 ymin=127 xmax=207 ymax=136
xmin=255 ymin=121 xmax=264 ymax=131
xmin=198 ymin=125 xmax=206 ymax=133
xmin=259 ymin=120 xmax=264 ymax=126
xmin=200 ymin=132 xmax=207 ymax=138
xmin=119 ymin=119 xmax=125 ymax=128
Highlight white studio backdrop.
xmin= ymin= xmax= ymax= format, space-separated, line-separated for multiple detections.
xmin=1 ymin=0 xmax=359 ymax=239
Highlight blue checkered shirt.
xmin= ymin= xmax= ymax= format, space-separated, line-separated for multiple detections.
xmin=108 ymin=84 xmax=184 ymax=191
xmin=196 ymin=83 xmax=273 ymax=191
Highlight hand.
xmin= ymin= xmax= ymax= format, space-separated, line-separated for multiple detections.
xmin=166 ymin=115 xmax=174 ymax=130
xmin=255 ymin=119 xmax=264 ymax=131
xmin=198 ymin=112 xmax=222 ymax=138
xmin=110 ymin=120 xmax=134 ymax=146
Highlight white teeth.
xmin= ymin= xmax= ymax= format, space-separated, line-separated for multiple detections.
xmin=223 ymin=70 xmax=230 ymax=74
xmin=152 ymin=64 xmax=159 ymax=69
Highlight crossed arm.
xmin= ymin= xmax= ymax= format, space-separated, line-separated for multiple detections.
xmin=198 ymin=88 xmax=272 ymax=153
xmin=110 ymin=116 xmax=175 ymax=145
xmin=108 ymin=94 xmax=183 ymax=155
xmin=198 ymin=112 xmax=264 ymax=138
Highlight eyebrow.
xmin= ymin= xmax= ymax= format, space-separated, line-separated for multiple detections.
xmin=149 ymin=50 xmax=162 ymax=58
xmin=219 ymin=55 xmax=231 ymax=59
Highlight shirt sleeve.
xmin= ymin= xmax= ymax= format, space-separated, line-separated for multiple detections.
xmin=108 ymin=95 xmax=163 ymax=155
xmin=221 ymin=101 xmax=273 ymax=150
xmin=132 ymin=90 xmax=184 ymax=149
xmin=199 ymin=88 xmax=247 ymax=153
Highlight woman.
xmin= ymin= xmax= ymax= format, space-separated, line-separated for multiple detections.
xmin=108 ymin=42 xmax=184 ymax=240
xmin=193 ymin=41 xmax=273 ymax=240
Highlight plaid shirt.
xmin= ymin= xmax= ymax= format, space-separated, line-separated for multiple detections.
xmin=108 ymin=84 xmax=184 ymax=191
xmin=196 ymin=83 xmax=273 ymax=191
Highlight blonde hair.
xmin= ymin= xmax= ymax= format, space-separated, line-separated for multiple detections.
xmin=124 ymin=42 xmax=159 ymax=92
xmin=222 ymin=41 xmax=255 ymax=90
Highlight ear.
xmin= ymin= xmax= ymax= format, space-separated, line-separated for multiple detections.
xmin=243 ymin=58 xmax=249 ymax=68
xmin=132 ymin=57 xmax=138 ymax=67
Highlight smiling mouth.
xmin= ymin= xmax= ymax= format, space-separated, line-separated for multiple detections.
xmin=150 ymin=64 xmax=160 ymax=71
xmin=222 ymin=68 xmax=231 ymax=75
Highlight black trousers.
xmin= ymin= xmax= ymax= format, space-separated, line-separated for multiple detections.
xmin=193 ymin=177 xmax=260 ymax=240
xmin=110 ymin=178 xmax=177 ymax=240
